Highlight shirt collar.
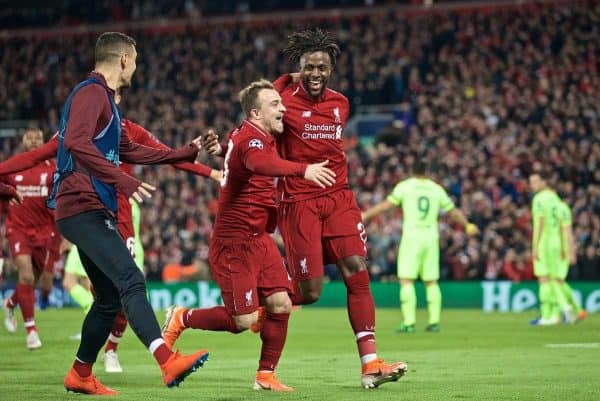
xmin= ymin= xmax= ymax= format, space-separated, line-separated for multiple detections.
xmin=89 ymin=71 xmax=115 ymax=96
xmin=243 ymin=120 xmax=275 ymax=144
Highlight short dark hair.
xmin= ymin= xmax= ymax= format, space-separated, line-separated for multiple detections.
xmin=283 ymin=28 xmax=340 ymax=67
xmin=239 ymin=79 xmax=274 ymax=118
xmin=95 ymin=32 xmax=136 ymax=64
xmin=413 ymin=160 xmax=428 ymax=175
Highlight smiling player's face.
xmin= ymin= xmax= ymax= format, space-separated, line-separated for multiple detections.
xmin=299 ymin=51 xmax=332 ymax=98
xmin=254 ymin=89 xmax=286 ymax=135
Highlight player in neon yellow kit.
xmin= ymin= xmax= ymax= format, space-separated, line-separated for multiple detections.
xmin=362 ymin=161 xmax=478 ymax=332
xmin=529 ymin=173 xmax=576 ymax=325
xmin=552 ymin=199 xmax=586 ymax=322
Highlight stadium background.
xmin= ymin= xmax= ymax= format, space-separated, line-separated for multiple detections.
xmin=1 ymin=2 xmax=599 ymax=401
xmin=0 ymin=0 xmax=598 ymax=306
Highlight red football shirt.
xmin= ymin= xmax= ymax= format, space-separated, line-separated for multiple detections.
xmin=0 ymin=119 xmax=213 ymax=225
xmin=117 ymin=119 xmax=213 ymax=224
xmin=3 ymin=160 xmax=55 ymax=230
xmin=212 ymin=120 xmax=306 ymax=239
xmin=273 ymin=75 xmax=350 ymax=202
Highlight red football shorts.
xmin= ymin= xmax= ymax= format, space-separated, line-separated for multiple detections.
xmin=278 ymin=189 xmax=367 ymax=281
xmin=6 ymin=225 xmax=62 ymax=274
xmin=209 ymin=234 xmax=292 ymax=316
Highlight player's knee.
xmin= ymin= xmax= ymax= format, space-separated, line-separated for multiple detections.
xmin=62 ymin=275 xmax=76 ymax=290
xmin=338 ymin=256 xmax=368 ymax=277
xmin=302 ymin=289 xmax=321 ymax=304
xmin=19 ymin=273 xmax=35 ymax=285
xmin=266 ymin=293 xmax=292 ymax=314
xmin=233 ymin=311 xmax=258 ymax=331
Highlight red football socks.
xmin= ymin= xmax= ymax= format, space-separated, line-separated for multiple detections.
xmin=16 ymin=283 xmax=36 ymax=333
xmin=152 ymin=343 xmax=172 ymax=365
xmin=73 ymin=358 xmax=93 ymax=378
xmin=258 ymin=312 xmax=290 ymax=371
xmin=184 ymin=306 xmax=242 ymax=333
xmin=105 ymin=310 xmax=128 ymax=353
xmin=344 ymin=271 xmax=377 ymax=358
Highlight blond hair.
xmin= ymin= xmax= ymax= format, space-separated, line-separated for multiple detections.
xmin=238 ymin=79 xmax=274 ymax=118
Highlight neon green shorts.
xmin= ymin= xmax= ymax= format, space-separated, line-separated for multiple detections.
xmin=533 ymin=246 xmax=561 ymax=277
xmin=397 ymin=235 xmax=439 ymax=281
xmin=130 ymin=199 xmax=144 ymax=269
xmin=64 ymin=246 xmax=88 ymax=277
xmin=551 ymin=260 xmax=569 ymax=280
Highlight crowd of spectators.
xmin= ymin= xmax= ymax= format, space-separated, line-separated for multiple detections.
xmin=0 ymin=0 xmax=395 ymax=30
xmin=1 ymin=1 xmax=598 ymax=283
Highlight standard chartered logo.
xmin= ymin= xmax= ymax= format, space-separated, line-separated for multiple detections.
xmin=481 ymin=281 xmax=600 ymax=313
xmin=301 ymin=123 xmax=343 ymax=140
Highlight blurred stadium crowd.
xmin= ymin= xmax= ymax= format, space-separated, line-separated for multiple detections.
xmin=0 ymin=1 xmax=598 ymax=282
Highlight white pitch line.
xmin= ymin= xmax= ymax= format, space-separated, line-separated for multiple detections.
xmin=545 ymin=343 xmax=600 ymax=349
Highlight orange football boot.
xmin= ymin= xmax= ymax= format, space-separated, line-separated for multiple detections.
xmin=253 ymin=371 xmax=294 ymax=392
xmin=160 ymin=349 xmax=209 ymax=387
xmin=162 ymin=306 xmax=187 ymax=349
xmin=64 ymin=368 xmax=117 ymax=396
xmin=361 ymin=358 xmax=408 ymax=389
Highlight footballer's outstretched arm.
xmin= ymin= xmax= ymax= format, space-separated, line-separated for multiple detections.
xmin=124 ymin=119 xmax=220 ymax=182
xmin=0 ymin=136 xmax=58 ymax=176
xmin=448 ymin=208 xmax=479 ymax=236
xmin=362 ymin=200 xmax=396 ymax=223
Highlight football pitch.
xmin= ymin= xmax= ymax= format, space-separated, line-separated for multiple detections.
xmin=1 ymin=308 xmax=598 ymax=401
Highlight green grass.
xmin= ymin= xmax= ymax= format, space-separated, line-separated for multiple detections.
xmin=1 ymin=308 xmax=598 ymax=400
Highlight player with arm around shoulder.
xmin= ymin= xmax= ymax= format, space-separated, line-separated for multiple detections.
xmin=205 ymin=30 xmax=408 ymax=389
xmin=162 ymin=79 xmax=335 ymax=392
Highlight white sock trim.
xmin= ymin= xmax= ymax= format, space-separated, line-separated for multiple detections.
xmin=24 ymin=320 xmax=36 ymax=328
xmin=361 ymin=353 xmax=377 ymax=364
xmin=148 ymin=338 xmax=165 ymax=354
xmin=356 ymin=331 xmax=374 ymax=340
xmin=108 ymin=333 xmax=122 ymax=344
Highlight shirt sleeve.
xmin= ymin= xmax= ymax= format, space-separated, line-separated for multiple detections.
xmin=241 ymin=136 xmax=306 ymax=177
xmin=532 ymin=194 xmax=543 ymax=219
xmin=560 ymin=203 xmax=572 ymax=226
xmin=119 ymin=133 xmax=198 ymax=166
xmin=438 ymin=185 xmax=455 ymax=212
xmin=386 ymin=182 xmax=405 ymax=206
xmin=272 ymin=74 xmax=293 ymax=93
xmin=341 ymin=96 xmax=351 ymax=124
xmin=0 ymin=137 xmax=58 ymax=175
xmin=123 ymin=120 xmax=212 ymax=177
